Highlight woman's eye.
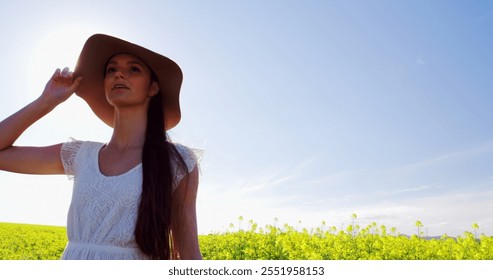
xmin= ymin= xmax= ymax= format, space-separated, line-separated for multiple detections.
xmin=130 ymin=66 xmax=141 ymax=72
xmin=106 ymin=67 xmax=116 ymax=74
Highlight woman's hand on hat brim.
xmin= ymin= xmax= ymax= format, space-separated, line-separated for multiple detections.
xmin=39 ymin=67 xmax=83 ymax=109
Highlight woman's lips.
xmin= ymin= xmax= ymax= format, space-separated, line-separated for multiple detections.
xmin=112 ymin=83 xmax=129 ymax=90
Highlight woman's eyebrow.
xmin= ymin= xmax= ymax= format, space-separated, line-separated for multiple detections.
xmin=106 ymin=60 xmax=145 ymax=67
xmin=127 ymin=60 xmax=145 ymax=66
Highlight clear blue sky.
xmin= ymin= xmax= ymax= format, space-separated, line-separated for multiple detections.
xmin=0 ymin=0 xmax=492 ymax=237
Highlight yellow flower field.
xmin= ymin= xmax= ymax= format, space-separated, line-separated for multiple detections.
xmin=1 ymin=220 xmax=492 ymax=260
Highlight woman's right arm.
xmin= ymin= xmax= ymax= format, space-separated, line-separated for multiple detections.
xmin=0 ymin=67 xmax=82 ymax=174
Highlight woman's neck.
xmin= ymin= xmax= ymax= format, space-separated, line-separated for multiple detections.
xmin=107 ymin=107 xmax=148 ymax=151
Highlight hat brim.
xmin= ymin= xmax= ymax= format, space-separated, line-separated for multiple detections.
xmin=74 ymin=34 xmax=182 ymax=130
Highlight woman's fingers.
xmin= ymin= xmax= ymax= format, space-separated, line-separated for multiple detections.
xmin=69 ymin=76 xmax=83 ymax=92
xmin=43 ymin=67 xmax=82 ymax=104
xmin=52 ymin=67 xmax=77 ymax=83
xmin=61 ymin=67 xmax=70 ymax=76
xmin=52 ymin=68 xmax=61 ymax=78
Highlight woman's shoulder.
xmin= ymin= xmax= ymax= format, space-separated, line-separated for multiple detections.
xmin=61 ymin=139 xmax=106 ymax=162
xmin=172 ymin=142 xmax=193 ymax=155
xmin=62 ymin=138 xmax=103 ymax=151
xmin=60 ymin=138 xmax=102 ymax=177
xmin=171 ymin=142 xmax=203 ymax=173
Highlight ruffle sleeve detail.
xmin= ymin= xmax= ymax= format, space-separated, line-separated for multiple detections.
xmin=173 ymin=143 xmax=203 ymax=185
xmin=60 ymin=138 xmax=84 ymax=180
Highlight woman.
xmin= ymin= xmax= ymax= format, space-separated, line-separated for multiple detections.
xmin=0 ymin=34 xmax=201 ymax=260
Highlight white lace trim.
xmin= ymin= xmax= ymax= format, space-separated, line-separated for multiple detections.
xmin=173 ymin=143 xmax=203 ymax=183
xmin=60 ymin=138 xmax=83 ymax=180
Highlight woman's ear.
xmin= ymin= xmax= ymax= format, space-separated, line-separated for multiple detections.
xmin=149 ymin=81 xmax=160 ymax=97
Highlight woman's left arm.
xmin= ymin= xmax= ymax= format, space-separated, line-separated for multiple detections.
xmin=171 ymin=166 xmax=202 ymax=260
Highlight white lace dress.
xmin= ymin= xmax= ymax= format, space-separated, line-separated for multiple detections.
xmin=59 ymin=139 xmax=198 ymax=260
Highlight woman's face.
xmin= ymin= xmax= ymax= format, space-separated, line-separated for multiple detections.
xmin=103 ymin=53 xmax=159 ymax=108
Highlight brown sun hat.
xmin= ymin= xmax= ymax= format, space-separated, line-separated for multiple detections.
xmin=73 ymin=34 xmax=183 ymax=130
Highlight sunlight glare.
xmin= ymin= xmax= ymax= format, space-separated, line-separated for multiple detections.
xmin=26 ymin=25 xmax=98 ymax=99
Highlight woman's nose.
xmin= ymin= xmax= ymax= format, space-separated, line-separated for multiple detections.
xmin=114 ymin=70 xmax=125 ymax=79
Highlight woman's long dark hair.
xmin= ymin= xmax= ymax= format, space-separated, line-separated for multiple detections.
xmin=134 ymin=72 xmax=188 ymax=259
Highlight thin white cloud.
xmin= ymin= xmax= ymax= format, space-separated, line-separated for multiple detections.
xmin=302 ymin=169 xmax=367 ymax=187
xmin=396 ymin=184 xmax=434 ymax=193
xmin=392 ymin=141 xmax=493 ymax=175
xmin=251 ymin=189 xmax=493 ymax=237
xmin=196 ymin=142 xmax=493 ymax=234
xmin=378 ymin=184 xmax=436 ymax=197
xmin=223 ymin=156 xmax=318 ymax=195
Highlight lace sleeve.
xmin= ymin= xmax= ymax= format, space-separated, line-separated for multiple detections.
xmin=60 ymin=138 xmax=84 ymax=180
xmin=173 ymin=143 xmax=203 ymax=186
